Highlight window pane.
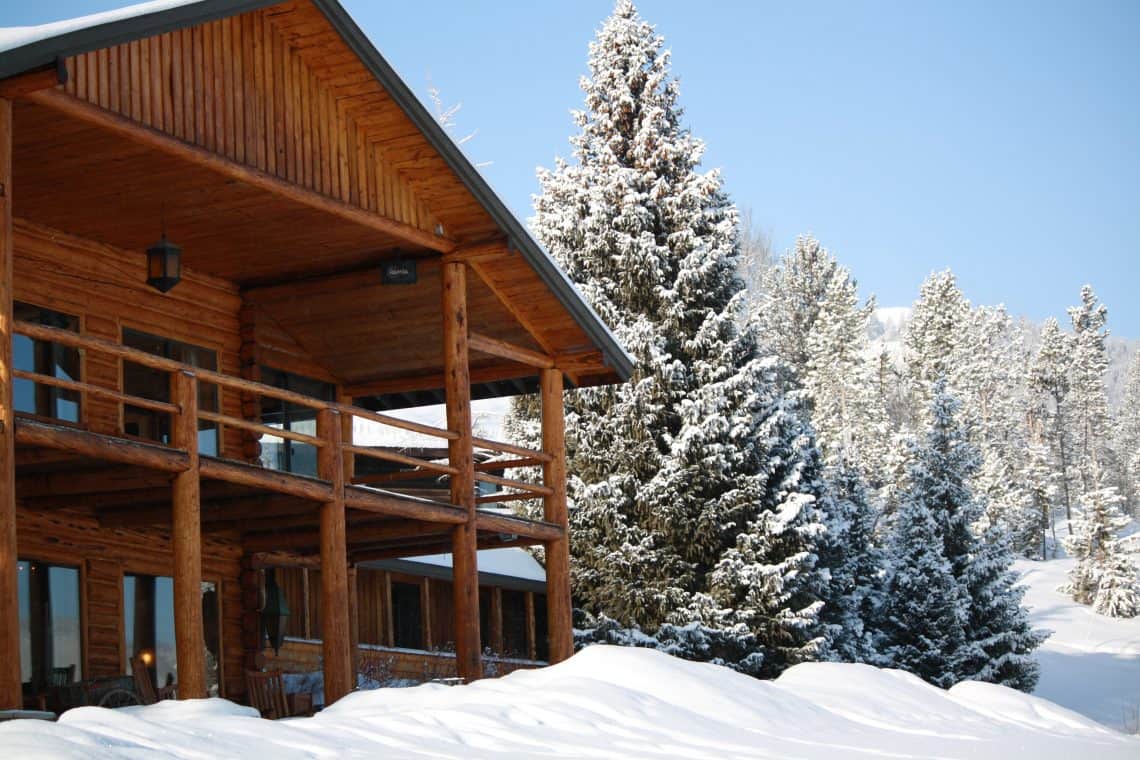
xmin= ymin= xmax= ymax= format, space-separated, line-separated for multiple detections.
xmin=391 ymin=582 xmax=422 ymax=649
xmin=16 ymin=560 xmax=82 ymax=687
xmin=13 ymin=303 xmax=81 ymax=423
xmin=258 ymin=367 xmax=335 ymax=476
xmin=122 ymin=329 xmax=218 ymax=455
xmin=502 ymin=590 xmax=528 ymax=659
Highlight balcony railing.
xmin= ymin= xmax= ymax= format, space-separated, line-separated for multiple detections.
xmin=12 ymin=320 xmax=551 ymax=507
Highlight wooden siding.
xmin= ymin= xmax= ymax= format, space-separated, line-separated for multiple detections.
xmin=63 ymin=9 xmax=439 ymax=239
xmin=15 ymin=506 xmax=244 ymax=698
xmin=12 ymin=219 xmax=246 ymax=460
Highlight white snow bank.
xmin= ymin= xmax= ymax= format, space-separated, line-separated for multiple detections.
xmin=402 ymin=547 xmax=546 ymax=582
xmin=1017 ymin=557 xmax=1140 ymax=732
xmin=2 ymin=646 xmax=1136 ymax=759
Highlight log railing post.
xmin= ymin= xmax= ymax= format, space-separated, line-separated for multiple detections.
xmin=171 ymin=370 xmax=207 ymax=698
xmin=317 ymin=407 xmax=352 ymax=704
xmin=541 ymin=367 xmax=573 ymax=663
xmin=442 ymin=261 xmax=482 ymax=682
xmin=0 ymin=96 xmax=20 ymax=710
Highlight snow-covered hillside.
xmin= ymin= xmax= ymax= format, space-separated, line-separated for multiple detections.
xmin=1018 ymin=557 xmax=1140 ymax=732
xmin=3 ymin=645 xmax=1136 ymax=759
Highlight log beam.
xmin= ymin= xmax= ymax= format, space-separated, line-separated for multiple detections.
xmin=171 ymin=371 xmax=207 ymax=699
xmin=15 ymin=418 xmax=190 ymax=472
xmin=442 ymin=261 xmax=482 ymax=682
xmin=541 ymin=368 xmax=573 ymax=663
xmin=0 ymin=96 xmax=19 ymax=710
xmin=468 ymin=331 xmax=554 ymax=369
xmin=25 ymin=89 xmax=455 ymax=254
xmin=317 ymin=408 xmax=352 ymax=705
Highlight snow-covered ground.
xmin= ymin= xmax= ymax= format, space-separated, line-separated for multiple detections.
xmin=1017 ymin=557 xmax=1140 ymax=732
xmin=3 ymin=645 xmax=1137 ymax=759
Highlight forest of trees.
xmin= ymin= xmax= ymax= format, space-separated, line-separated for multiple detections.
xmin=503 ymin=0 xmax=1140 ymax=690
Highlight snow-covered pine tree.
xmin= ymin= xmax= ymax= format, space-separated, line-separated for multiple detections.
xmin=1067 ymin=285 xmax=1111 ymax=494
xmin=1114 ymin=350 xmax=1140 ymax=516
xmin=903 ymin=271 xmax=971 ymax=423
xmin=505 ymin=0 xmax=835 ymax=671
xmin=875 ymin=468 xmax=967 ymax=689
xmin=1062 ymin=464 xmax=1139 ymax=618
xmin=881 ymin=380 xmax=1044 ymax=689
xmin=1029 ymin=318 xmax=1077 ymax=532
xmin=755 ymin=236 xmax=889 ymax=484
xmin=815 ymin=458 xmax=883 ymax=663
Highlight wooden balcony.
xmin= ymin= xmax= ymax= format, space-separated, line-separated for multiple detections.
xmin=12 ymin=320 xmax=562 ymax=557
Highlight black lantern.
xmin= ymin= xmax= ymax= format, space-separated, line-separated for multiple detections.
xmin=261 ymin=568 xmax=291 ymax=655
xmin=146 ymin=234 xmax=182 ymax=293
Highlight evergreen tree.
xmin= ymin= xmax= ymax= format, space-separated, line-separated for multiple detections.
xmin=876 ymin=476 xmax=967 ymax=689
xmin=1062 ymin=465 xmax=1139 ymax=618
xmin=1114 ymin=350 xmax=1140 ymax=516
xmin=878 ymin=381 xmax=1044 ymax=689
xmin=507 ymin=0 xmax=833 ymax=672
xmin=1067 ymin=285 xmax=1111 ymax=494
xmin=816 ymin=458 xmax=883 ymax=663
xmin=903 ymin=271 xmax=971 ymax=422
xmin=1029 ymin=318 xmax=1077 ymax=532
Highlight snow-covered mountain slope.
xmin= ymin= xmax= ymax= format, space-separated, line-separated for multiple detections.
xmin=3 ymin=645 xmax=1136 ymax=758
xmin=1017 ymin=557 xmax=1140 ymax=732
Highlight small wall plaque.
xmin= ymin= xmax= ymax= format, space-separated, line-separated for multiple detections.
xmin=381 ymin=259 xmax=417 ymax=285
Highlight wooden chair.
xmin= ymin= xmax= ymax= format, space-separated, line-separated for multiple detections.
xmin=245 ymin=670 xmax=289 ymax=720
xmin=130 ymin=655 xmax=176 ymax=705
xmin=49 ymin=665 xmax=76 ymax=688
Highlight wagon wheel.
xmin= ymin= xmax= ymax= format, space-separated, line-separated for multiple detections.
xmin=98 ymin=688 xmax=141 ymax=708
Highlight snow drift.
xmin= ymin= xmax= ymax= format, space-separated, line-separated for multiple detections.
xmin=2 ymin=646 xmax=1135 ymax=759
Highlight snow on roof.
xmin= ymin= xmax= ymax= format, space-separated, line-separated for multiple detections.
xmin=402 ymin=547 xmax=545 ymax=582
xmin=0 ymin=0 xmax=202 ymax=55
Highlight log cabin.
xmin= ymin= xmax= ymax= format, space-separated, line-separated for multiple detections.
xmin=0 ymin=0 xmax=632 ymax=710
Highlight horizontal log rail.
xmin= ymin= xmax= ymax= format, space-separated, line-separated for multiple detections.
xmin=11 ymin=368 xmax=180 ymax=414
xmin=343 ymin=445 xmax=458 ymax=476
xmin=475 ymin=491 xmax=540 ymax=505
xmin=472 ymin=436 xmax=552 ymax=463
xmin=198 ymin=410 xmax=326 ymax=447
xmin=473 ymin=471 xmax=554 ymax=497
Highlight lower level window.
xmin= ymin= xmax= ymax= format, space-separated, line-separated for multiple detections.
xmin=124 ymin=574 xmax=221 ymax=696
xmin=17 ymin=560 xmax=82 ymax=689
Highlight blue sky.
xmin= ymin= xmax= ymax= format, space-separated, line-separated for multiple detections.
xmin=7 ymin=1 xmax=1139 ymax=336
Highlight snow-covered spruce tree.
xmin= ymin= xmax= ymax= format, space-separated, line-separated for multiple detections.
xmin=880 ymin=380 xmax=1044 ymax=689
xmin=1029 ymin=317 xmax=1077 ymax=532
xmin=875 ymin=472 xmax=967 ymax=689
xmin=902 ymin=270 xmax=971 ymax=424
xmin=506 ymin=0 xmax=834 ymax=672
xmin=1067 ymin=285 xmax=1111 ymax=494
xmin=1062 ymin=465 xmax=1139 ymax=618
xmin=758 ymin=238 xmax=890 ymax=479
xmin=815 ymin=457 xmax=883 ymax=663
xmin=1114 ymin=350 xmax=1140 ymax=516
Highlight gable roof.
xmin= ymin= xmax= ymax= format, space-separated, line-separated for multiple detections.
xmin=0 ymin=0 xmax=633 ymax=388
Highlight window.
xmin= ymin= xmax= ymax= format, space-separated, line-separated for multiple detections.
xmin=124 ymin=574 xmax=221 ymax=696
xmin=534 ymin=593 xmax=548 ymax=662
xmin=17 ymin=560 xmax=82 ymax=688
xmin=390 ymin=581 xmax=422 ymax=649
xmin=13 ymin=302 xmax=81 ymax=423
xmin=258 ymin=368 xmax=335 ymax=477
xmin=501 ymin=590 xmax=528 ymax=658
xmin=122 ymin=329 xmax=219 ymax=455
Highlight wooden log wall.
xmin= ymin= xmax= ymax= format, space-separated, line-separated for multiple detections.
xmin=15 ymin=506 xmax=245 ymax=698
xmin=62 ymin=9 xmax=439 ymax=238
xmin=12 ymin=219 xmax=246 ymax=460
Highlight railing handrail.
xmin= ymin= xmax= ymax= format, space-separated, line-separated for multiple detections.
xmin=13 ymin=319 xmax=470 ymax=483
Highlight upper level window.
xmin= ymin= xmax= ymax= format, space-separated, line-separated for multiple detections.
xmin=13 ymin=302 xmax=81 ymax=423
xmin=259 ymin=367 xmax=335 ymax=477
xmin=122 ymin=328 xmax=219 ymax=456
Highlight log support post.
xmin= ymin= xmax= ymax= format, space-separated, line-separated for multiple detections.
xmin=442 ymin=261 xmax=482 ymax=682
xmin=171 ymin=370 xmax=207 ymax=698
xmin=317 ymin=408 xmax=352 ymax=704
xmin=541 ymin=367 xmax=573 ymax=663
xmin=0 ymin=96 xmax=19 ymax=710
